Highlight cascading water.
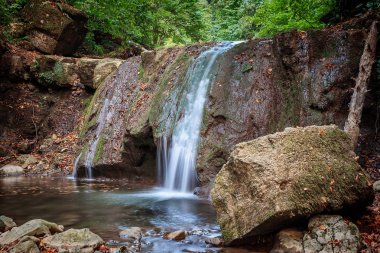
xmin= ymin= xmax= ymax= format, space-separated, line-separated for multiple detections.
xmin=157 ymin=42 xmax=240 ymax=193
xmin=71 ymin=58 xmax=139 ymax=179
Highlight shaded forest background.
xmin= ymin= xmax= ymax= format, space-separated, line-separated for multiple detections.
xmin=0 ymin=0 xmax=379 ymax=54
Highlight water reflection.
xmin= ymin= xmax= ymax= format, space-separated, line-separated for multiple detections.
xmin=0 ymin=177 xmax=218 ymax=247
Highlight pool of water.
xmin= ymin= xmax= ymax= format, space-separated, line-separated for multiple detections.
xmin=0 ymin=177 xmax=230 ymax=252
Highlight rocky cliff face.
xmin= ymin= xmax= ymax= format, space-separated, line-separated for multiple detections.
xmin=197 ymin=28 xmax=366 ymax=186
xmin=76 ymin=23 xmax=373 ymax=184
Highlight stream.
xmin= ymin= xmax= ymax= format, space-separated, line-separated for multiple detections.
xmin=0 ymin=176 xmax=232 ymax=252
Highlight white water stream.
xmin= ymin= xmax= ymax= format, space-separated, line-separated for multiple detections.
xmin=158 ymin=42 xmax=240 ymax=193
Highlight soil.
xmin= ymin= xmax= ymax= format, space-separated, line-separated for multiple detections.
xmin=0 ymin=79 xmax=90 ymax=175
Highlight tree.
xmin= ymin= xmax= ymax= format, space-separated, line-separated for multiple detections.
xmin=70 ymin=0 xmax=206 ymax=49
xmin=243 ymin=0 xmax=336 ymax=38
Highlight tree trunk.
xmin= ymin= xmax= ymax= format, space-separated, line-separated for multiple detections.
xmin=344 ymin=21 xmax=378 ymax=148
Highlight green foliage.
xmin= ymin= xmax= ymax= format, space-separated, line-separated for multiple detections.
xmin=69 ymin=0 xmax=206 ymax=49
xmin=242 ymin=0 xmax=335 ymax=38
xmin=0 ymin=0 xmax=27 ymax=25
xmin=206 ymin=0 xmax=245 ymax=41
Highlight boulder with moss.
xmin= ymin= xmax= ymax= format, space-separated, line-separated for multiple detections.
xmin=41 ymin=228 xmax=104 ymax=252
xmin=211 ymin=125 xmax=373 ymax=245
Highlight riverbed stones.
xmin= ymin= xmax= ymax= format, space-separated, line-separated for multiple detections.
xmin=0 ymin=216 xmax=17 ymax=232
xmin=8 ymin=236 xmax=40 ymax=253
xmin=205 ymin=237 xmax=224 ymax=247
xmin=303 ymin=215 xmax=360 ymax=253
xmin=0 ymin=164 xmax=24 ymax=176
xmin=270 ymin=229 xmax=304 ymax=253
xmin=0 ymin=219 xmax=63 ymax=245
xmin=211 ymin=125 xmax=373 ymax=245
xmin=163 ymin=230 xmax=187 ymax=241
xmin=41 ymin=228 xmax=104 ymax=252
xmin=119 ymin=227 xmax=142 ymax=240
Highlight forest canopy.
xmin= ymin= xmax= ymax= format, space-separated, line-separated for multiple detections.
xmin=1 ymin=0 xmax=379 ymax=51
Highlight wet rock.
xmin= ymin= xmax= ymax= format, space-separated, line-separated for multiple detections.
xmin=270 ymin=229 xmax=304 ymax=253
xmin=0 ymin=165 xmax=24 ymax=176
xmin=0 ymin=219 xmax=63 ymax=245
xmin=303 ymin=215 xmax=360 ymax=253
xmin=193 ymin=185 xmax=212 ymax=198
xmin=41 ymin=228 xmax=103 ymax=252
xmin=373 ymin=180 xmax=380 ymax=193
xmin=163 ymin=230 xmax=186 ymax=241
xmin=196 ymin=29 xmax=366 ymax=186
xmin=119 ymin=227 xmax=142 ymax=240
xmin=205 ymin=237 xmax=224 ymax=247
xmin=211 ymin=125 xmax=373 ymax=245
xmin=0 ymin=216 xmax=17 ymax=232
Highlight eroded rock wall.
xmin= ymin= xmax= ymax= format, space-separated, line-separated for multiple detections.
xmin=77 ymin=25 xmax=371 ymax=183
xmin=197 ymin=29 xmax=366 ymax=186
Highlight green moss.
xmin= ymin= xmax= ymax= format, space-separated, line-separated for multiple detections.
xmin=270 ymin=80 xmax=302 ymax=132
xmin=205 ymin=144 xmax=224 ymax=161
xmin=148 ymin=50 xmax=194 ymax=135
xmin=53 ymin=61 xmax=65 ymax=83
xmin=38 ymin=71 xmax=55 ymax=86
xmin=138 ymin=65 xmax=145 ymax=80
xmin=242 ymin=62 xmax=253 ymax=73
xmin=37 ymin=61 xmax=65 ymax=86
xmin=93 ymin=134 xmax=105 ymax=163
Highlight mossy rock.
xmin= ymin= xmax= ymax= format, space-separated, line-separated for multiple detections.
xmin=211 ymin=125 xmax=373 ymax=245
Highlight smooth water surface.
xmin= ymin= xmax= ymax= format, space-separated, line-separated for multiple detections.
xmin=0 ymin=177 xmax=222 ymax=252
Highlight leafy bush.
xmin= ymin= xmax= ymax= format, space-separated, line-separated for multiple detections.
xmin=0 ymin=0 xmax=27 ymax=25
xmin=241 ymin=0 xmax=336 ymax=38
xmin=69 ymin=0 xmax=206 ymax=49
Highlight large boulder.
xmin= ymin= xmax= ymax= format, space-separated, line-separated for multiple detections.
xmin=0 ymin=219 xmax=63 ymax=245
xmin=41 ymin=228 xmax=104 ymax=252
xmin=211 ymin=125 xmax=373 ymax=245
xmin=21 ymin=0 xmax=87 ymax=55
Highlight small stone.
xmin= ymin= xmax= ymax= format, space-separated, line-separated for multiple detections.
xmin=52 ymin=134 xmax=58 ymax=140
xmin=270 ymin=228 xmax=304 ymax=253
xmin=0 ymin=165 xmax=24 ymax=176
xmin=373 ymin=181 xmax=380 ymax=193
xmin=0 ymin=216 xmax=17 ymax=232
xmin=21 ymin=155 xmax=38 ymax=169
xmin=163 ymin=230 xmax=186 ymax=241
xmin=205 ymin=237 xmax=224 ymax=247
xmin=119 ymin=227 xmax=142 ymax=240
xmin=60 ymin=148 xmax=69 ymax=153
xmin=8 ymin=239 xmax=40 ymax=253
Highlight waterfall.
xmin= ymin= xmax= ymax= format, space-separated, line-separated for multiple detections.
xmin=71 ymin=152 xmax=82 ymax=178
xmin=157 ymin=42 xmax=240 ymax=193
xmin=72 ymin=59 xmax=134 ymax=179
